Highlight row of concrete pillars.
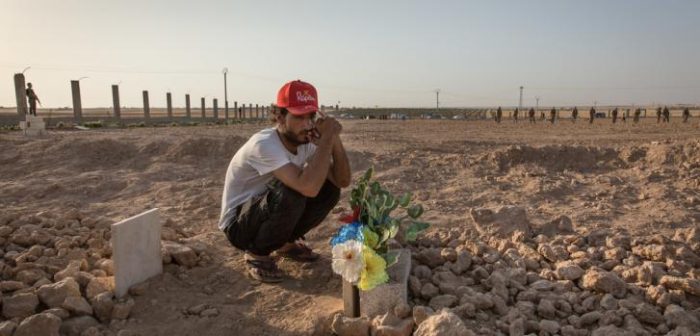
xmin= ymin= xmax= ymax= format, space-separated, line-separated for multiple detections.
xmin=13 ymin=73 xmax=272 ymax=124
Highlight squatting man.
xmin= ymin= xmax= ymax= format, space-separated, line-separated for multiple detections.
xmin=218 ymin=80 xmax=351 ymax=282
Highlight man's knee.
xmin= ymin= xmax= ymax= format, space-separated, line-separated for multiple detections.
xmin=320 ymin=180 xmax=341 ymax=208
xmin=271 ymin=182 xmax=307 ymax=211
xmin=271 ymin=179 xmax=340 ymax=216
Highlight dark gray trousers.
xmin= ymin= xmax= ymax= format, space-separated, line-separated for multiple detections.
xmin=224 ymin=179 xmax=340 ymax=256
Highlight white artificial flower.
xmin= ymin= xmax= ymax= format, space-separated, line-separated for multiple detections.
xmin=331 ymin=240 xmax=364 ymax=283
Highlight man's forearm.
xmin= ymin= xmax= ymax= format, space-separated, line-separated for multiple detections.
xmin=330 ymin=135 xmax=351 ymax=188
xmin=298 ymin=136 xmax=334 ymax=196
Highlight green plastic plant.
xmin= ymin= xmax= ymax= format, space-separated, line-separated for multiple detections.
xmin=347 ymin=167 xmax=429 ymax=265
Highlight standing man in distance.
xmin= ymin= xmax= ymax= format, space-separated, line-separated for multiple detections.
xmin=26 ymin=83 xmax=41 ymax=116
xmin=634 ymin=108 xmax=642 ymax=123
xmin=549 ymin=107 xmax=556 ymax=124
xmin=219 ymin=80 xmax=351 ymax=283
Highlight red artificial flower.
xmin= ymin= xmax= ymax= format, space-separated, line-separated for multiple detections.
xmin=340 ymin=206 xmax=361 ymax=223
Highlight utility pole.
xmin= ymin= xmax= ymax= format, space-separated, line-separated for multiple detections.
xmin=435 ymin=89 xmax=440 ymax=112
xmin=223 ymin=68 xmax=229 ymax=120
xmin=519 ymin=86 xmax=524 ymax=112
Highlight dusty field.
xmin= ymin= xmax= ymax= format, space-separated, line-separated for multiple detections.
xmin=1 ymin=118 xmax=700 ymax=335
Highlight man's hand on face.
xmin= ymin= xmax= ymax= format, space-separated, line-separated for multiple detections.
xmin=311 ymin=117 xmax=342 ymax=144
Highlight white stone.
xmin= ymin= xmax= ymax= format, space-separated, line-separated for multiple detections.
xmin=111 ymin=209 xmax=162 ymax=298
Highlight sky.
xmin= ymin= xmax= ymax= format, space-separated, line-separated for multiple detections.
xmin=2 ymin=0 xmax=699 ymax=108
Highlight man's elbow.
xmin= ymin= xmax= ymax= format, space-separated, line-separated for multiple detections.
xmin=337 ymin=178 xmax=351 ymax=188
xmin=300 ymin=187 xmax=320 ymax=198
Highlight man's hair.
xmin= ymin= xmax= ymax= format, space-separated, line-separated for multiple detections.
xmin=270 ymin=105 xmax=288 ymax=123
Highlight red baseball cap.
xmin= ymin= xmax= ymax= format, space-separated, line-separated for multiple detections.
xmin=276 ymin=80 xmax=318 ymax=116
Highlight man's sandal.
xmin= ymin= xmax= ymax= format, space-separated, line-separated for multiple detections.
xmin=275 ymin=242 xmax=320 ymax=262
xmin=245 ymin=259 xmax=284 ymax=283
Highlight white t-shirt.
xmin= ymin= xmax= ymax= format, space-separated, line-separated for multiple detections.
xmin=218 ymin=127 xmax=317 ymax=231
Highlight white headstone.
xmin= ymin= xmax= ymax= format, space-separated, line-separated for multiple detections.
xmin=20 ymin=115 xmax=47 ymax=136
xmin=111 ymin=208 xmax=163 ymax=298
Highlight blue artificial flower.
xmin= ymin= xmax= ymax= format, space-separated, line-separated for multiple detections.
xmin=330 ymin=221 xmax=364 ymax=246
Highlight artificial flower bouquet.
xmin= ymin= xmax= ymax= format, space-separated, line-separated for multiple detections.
xmin=331 ymin=168 xmax=430 ymax=291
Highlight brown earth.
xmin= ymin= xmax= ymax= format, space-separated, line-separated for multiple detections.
xmin=0 ymin=118 xmax=699 ymax=335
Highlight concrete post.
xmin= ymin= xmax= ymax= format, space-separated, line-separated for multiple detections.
xmin=242 ymin=103 xmax=246 ymax=119
xmin=256 ymin=104 xmax=259 ymax=119
xmin=71 ymin=80 xmax=83 ymax=124
xmin=185 ymin=94 xmax=191 ymax=119
xmin=14 ymin=74 xmax=28 ymax=116
xmin=112 ymin=85 xmax=121 ymax=120
xmin=224 ymin=101 xmax=229 ymax=121
xmin=166 ymin=92 xmax=173 ymax=120
xmin=213 ymin=98 xmax=219 ymax=120
xmin=201 ymin=97 xmax=206 ymax=119
xmin=234 ymin=101 xmax=238 ymax=119
xmin=142 ymin=90 xmax=150 ymax=123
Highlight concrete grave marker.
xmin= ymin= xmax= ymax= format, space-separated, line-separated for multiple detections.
xmin=357 ymin=248 xmax=411 ymax=318
xmin=19 ymin=114 xmax=46 ymax=136
xmin=111 ymin=208 xmax=163 ymax=298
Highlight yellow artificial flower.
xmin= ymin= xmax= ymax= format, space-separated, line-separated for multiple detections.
xmin=358 ymin=246 xmax=389 ymax=291
xmin=361 ymin=226 xmax=379 ymax=249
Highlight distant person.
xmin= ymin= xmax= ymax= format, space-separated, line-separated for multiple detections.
xmin=589 ymin=107 xmax=596 ymax=124
xmin=513 ymin=108 xmax=519 ymax=123
xmin=25 ymin=83 xmax=41 ymax=116
xmin=495 ymin=106 xmax=502 ymax=123
xmin=612 ymin=108 xmax=618 ymax=124
xmin=528 ymin=108 xmax=536 ymax=123
xmin=656 ymin=107 xmax=662 ymax=123
xmin=218 ymin=80 xmax=350 ymax=282
xmin=549 ymin=107 xmax=556 ymax=124
xmin=683 ymin=107 xmax=690 ymax=123
xmin=634 ymin=108 xmax=642 ymax=123
xmin=571 ymin=107 xmax=578 ymax=122
xmin=663 ymin=106 xmax=670 ymax=123
xmin=540 ymin=110 xmax=545 ymax=120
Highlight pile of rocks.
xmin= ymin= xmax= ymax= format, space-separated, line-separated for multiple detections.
xmin=0 ymin=210 xmax=203 ymax=336
xmin=333 ymin=205 xmax=700 ymax=336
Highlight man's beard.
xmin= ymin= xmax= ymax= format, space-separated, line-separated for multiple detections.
xmin=280 ymin=129 xmax=310 ymax=146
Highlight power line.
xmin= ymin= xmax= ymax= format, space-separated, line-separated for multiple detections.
xmin=530 ymin=85 xmax=700 ymax=91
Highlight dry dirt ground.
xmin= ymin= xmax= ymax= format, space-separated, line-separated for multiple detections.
xmin=1 ymin=118 xmax=699 ymax=335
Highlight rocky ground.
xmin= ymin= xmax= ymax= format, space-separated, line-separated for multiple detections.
xmin=0 ymin=118 xmax=699 ymax=335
